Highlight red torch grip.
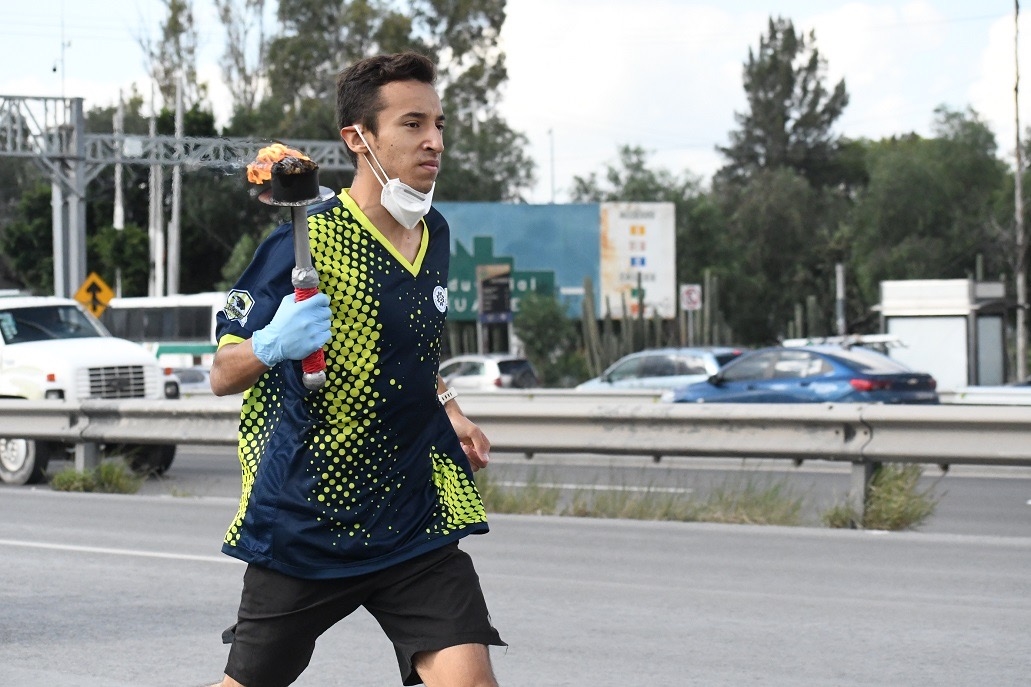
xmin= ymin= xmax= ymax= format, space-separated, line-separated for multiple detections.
xmin=295 ymin=286 xmax=326 ymax=376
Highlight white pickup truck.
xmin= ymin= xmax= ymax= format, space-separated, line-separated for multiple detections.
xmin=0 ymin=295 xmax=180 ymax=485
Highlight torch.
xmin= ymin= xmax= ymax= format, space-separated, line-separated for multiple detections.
xmin=248 ymin=144 xmax=335 ymax=390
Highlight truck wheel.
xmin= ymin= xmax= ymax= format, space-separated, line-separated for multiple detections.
xmin=0 ymin=438 xmax=50 ymax=485
xmin=125 ymin=444 xmax=176 ymax=476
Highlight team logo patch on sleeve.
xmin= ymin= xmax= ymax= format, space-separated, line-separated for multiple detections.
xmin=432 ymin=285 xmax=448 ymax=313
xmin=224 ymin=290 xmax=255 ymax=321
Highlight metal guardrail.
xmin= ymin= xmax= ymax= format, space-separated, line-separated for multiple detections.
xmin=1 ymin=393 xmax=1029 ymax=464
xmin=2 ymin=393 xmax=1029 ymax=516
xmin=938 ymin=386 xmax=1031 ymax=405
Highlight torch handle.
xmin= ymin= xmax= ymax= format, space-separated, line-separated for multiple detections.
xmin=290 ymin=206 xmax=327 ymax=391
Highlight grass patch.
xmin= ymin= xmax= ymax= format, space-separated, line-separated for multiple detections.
xmin=690 ymin=477 xmax=805 ymax=526
xmin=49 ymin=460 xmax=143 ymax=494
xmin=478 ymin=467 xmax=805 ymax=526
xmin=475 ymin=469 xmax=561 ymax=515
xmin=565 ymin=476 xmax=805 ymax=526
xmin=823 ymin=464 xmax=939 ymax=530
xmin=565 ymin=485 xmax=698 ymax=520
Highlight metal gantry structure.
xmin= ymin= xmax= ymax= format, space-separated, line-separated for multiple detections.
xmin=0 ymin=94 xmax=353 ymax=297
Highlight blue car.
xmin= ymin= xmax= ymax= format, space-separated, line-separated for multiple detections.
xmin=663 ymin=345 xmax=939 ymax=404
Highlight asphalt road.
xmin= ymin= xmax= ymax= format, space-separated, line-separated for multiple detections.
xmin=2 ymin=448 xmax=1030 ymax=686
xmin=1 ymin=487 xmax=1029 ymax=686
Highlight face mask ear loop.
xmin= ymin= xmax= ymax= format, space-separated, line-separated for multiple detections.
xmin=352 ymin=126 xmax=390 ymax=187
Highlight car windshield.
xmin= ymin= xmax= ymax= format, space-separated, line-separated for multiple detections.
xmin=498 ymin=359 xmax=539 ymax=388
xmin=714 ymin=351 xmax=743 ymax=367
xmin=0 ymin=305 xmax=106 ymax=344
xmin=822 ymin=347 xmax=913 ymax=373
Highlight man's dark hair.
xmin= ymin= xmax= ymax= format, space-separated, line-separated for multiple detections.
xmin=336 ymin=51 xmax=437 ymax=165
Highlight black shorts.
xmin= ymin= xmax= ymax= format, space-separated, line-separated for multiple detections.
xmin=222 ymin=543 xmax=505 ymax=687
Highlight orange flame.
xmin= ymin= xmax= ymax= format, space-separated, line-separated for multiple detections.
xmin=246 ymin=143 xmax=310 ymax=184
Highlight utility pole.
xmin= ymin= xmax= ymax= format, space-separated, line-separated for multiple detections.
xmin=168 ymin=75 xmax=184 ymax=296
xmin=113 ymin=91 xmax=124 ymax=297
xmin=835 ymin=263 xmax=847 ymax=336
xmin=148 ymin=85 xmax=165 ymax=298
xmin=1016 ymin=0 xmax=1027 ymax=381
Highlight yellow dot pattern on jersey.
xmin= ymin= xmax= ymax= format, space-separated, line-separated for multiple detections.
xmin=429 ymin=449 xmax=487 ymax=535
xmin=224 ymin=198 xmax=486 ymax=550
xmin=225 ymin=382 xmax=280 ymax=546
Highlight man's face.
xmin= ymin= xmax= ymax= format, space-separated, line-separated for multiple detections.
xmin=367 ymin=80 xmax=444 ymax=194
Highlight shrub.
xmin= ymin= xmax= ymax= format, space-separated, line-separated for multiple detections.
xmin=49 ymin=460 xmax=143 ymax=494
xmin=49 ymin=468 xmax=97 ymax=492
xmin=823 ymin=464 xmax=939 ymax=530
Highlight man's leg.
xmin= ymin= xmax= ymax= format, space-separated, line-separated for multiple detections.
xmin=205 ymin=677 xmax=244 ymax=687
xmin=412 ymin=643 xmax=498 ymax=687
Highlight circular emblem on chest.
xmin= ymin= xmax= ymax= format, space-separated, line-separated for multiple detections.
xmin=432 ymin=285 xmax=448 ymax=313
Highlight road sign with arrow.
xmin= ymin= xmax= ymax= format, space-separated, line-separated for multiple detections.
xmin=74 ymin=272 xmax=114 ymax=317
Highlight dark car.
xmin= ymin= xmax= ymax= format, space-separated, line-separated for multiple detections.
xmin=663 ymin=345 xmax=939 ymax=404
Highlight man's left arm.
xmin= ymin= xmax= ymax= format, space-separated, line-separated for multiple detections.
xmin=437 ymin=373 xmax=490 ymax=471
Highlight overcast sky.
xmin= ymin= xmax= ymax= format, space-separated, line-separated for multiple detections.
xmin=1 ymin=1 xmax=1025 ymax=202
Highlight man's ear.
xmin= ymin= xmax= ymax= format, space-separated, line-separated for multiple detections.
xmin=340 ymin=126 xmax=367 ymax=155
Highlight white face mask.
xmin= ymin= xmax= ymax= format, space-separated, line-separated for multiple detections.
xmin=353 ymin=126 xmax=435 ymax=230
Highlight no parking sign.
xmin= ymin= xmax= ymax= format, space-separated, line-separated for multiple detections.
xmin=680 ymin=283 xmax=702 ymax=311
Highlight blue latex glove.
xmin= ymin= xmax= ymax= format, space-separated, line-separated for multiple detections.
xmin=251 ymin=293 xmax=332 ymax=368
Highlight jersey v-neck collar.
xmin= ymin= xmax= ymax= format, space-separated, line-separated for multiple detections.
xmin=338 ymin=189 xmax=428 ymax=276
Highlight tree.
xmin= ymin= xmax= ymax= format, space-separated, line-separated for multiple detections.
xmin=0 ymin=158 xmax=47 ymax=288
xmin=717 ymin=16 xmax=850 ymax=189
xmin=851 ymin=107 xmax=1008 ymax=306
xmin=718 ymin=168 xmax=844 ymax=343
xmin=707 ymin=16 xmax=859 ymax=342
xmin=214 ymin=0 xmax=269 ymax=113
xmin=225 ymin=0 xmax=535 ymax=200
xmin=83 ymin=94 xmax=250 ymax=296
xmin=91 ymin=224 xmax=151 ymax=295
xmin=513 ymin=291 xmax=588 ymax=386
xmin=140 ymin=0 xmax=207 ymax=109
xmin=0 ymin=184 xmax=56 ymax=293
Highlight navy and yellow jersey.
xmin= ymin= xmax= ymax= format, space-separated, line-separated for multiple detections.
xmin=215 ymin=189 xmax=487 ymax=579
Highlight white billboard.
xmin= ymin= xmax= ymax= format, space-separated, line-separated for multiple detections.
xmin=599 ymin=202 xmax=676 ymax=319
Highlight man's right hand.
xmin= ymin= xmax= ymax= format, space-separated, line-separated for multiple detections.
xmin=251 ymin=293 xmax=332 ymax=368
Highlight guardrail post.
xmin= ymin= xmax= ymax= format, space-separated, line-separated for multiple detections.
xmin=74 ymin=442 xmax=100 ymax=473
xmin=847 ymin=461 xmax=881 ymax=527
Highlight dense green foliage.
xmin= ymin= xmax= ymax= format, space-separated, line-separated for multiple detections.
xmin=512 ymin=291 xmax=589 ymax=386
xmin=717 ymin=17 xmax=852 ymax=190
xmin=0 ymin=7 xmax=1025 ymax=353
xmin=0 ymin=0 xmax=534 ymax=294
xmin=569 ymin=17 xmax=1021 ymax=346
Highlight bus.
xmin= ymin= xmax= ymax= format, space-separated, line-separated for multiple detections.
xmin=100 ymin=292 xmax=227 ymax=367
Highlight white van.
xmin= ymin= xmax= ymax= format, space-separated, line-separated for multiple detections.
xmin=0 ymin=295 xmax=180 ymax=484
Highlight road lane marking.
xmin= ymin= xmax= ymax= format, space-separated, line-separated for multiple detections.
xmin=494 ymin=481 xmax=693 ymax=494
xmin=0 ymin=538 xmax=239 ymax=564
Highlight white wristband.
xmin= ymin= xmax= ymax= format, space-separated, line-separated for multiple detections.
xmin=437 ymin=387 xmax=457 ymax=405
